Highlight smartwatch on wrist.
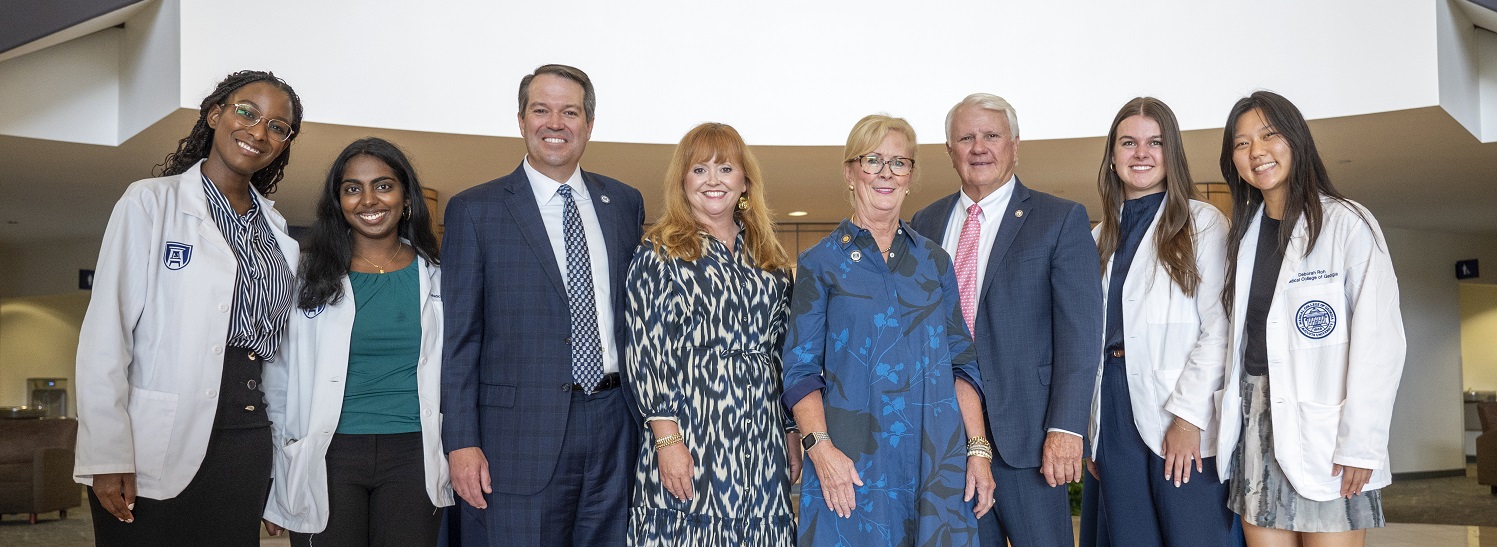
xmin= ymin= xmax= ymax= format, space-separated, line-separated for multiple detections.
xmin=801 ymin=431 xmax=831 ymax=452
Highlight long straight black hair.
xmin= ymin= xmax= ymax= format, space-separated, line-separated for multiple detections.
xmin=297 ymin=137 xmax=440 ymax=310
xmin=1219 ymin=91 xmax=1361 ymax=310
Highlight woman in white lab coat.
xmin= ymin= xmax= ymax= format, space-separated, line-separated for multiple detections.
xmin=1215 ymin=91 xmax=1405 ymax=546
xmin=261 ymin=137 xmax=451 ymax=546
xmin=74 ymin=70 xmax=304 ymax=546
xmin=1080 ymin=97 xmax=1238 ymax=547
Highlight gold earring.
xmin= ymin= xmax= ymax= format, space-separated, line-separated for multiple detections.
xmin=737 ymin=195 xmax=749 ymax=211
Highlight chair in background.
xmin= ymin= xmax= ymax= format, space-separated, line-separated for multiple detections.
xmin=1479 ymin=401 xmax=1497 ymax=496
xmin=0 ymin=418 xmax=80 ymax=524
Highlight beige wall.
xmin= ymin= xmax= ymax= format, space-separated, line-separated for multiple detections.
xmin=0 ymin=291 xmax=88 ymax=415
xmin=0 ymin=236 xmax=102 ymax=298
xmin=1460 ymin=283 xmax=1497 ymax=392
xmin=1383 ymin=227 xmax=1497 ymax=472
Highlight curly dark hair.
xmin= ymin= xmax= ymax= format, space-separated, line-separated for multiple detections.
xmin=156 ymin=70 xmax=303 ymax=195
xmin=298 ymin=137 xmax=441 ymax=310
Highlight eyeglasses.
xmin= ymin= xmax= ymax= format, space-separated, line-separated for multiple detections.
xmin=850 ymin=154 xmax=914 ymax=176
xmin=224 ymin=102 xmax=295 ymax=142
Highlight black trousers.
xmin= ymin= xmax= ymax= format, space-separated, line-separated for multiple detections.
xmin=290 ymin=432 xmax=441 ymax=547
xmin=89 ymin=348 xmax=272 ymax=546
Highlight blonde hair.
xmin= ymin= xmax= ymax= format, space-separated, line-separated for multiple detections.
xmin=842 ymin=115 xmax=919 ymax=204
xmin=644 ymin=123 xmax=790 ymax=271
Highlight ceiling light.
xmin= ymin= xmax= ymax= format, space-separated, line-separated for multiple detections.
xmin=787 ymin=211 xmax=808 ymax=217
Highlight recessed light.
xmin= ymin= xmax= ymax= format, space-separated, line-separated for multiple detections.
xmin=787 ymin=211 xmax=808 ymax=217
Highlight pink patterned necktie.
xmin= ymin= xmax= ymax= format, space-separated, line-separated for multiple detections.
xmin=954 ymin=204 xmax=983 ymax=334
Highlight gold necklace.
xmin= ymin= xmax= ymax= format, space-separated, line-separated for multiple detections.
xmin=357 ymin=245 xmax=403 ymax=274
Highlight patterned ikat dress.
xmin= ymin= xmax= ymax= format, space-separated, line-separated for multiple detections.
xmin=624 ymin=232 xmax=796 ymax=546
xmin=782 ymin=220 xmax=983 ymax=547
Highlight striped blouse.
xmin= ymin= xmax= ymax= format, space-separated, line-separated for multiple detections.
xmin=200 ymin=175 xmax=294 ymax=360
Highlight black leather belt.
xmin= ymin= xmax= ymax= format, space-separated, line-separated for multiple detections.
xmin=1106 ymin=345 xmax=1125 ymax=359
xmin=572 ymin=372 xmax=621 ymax=393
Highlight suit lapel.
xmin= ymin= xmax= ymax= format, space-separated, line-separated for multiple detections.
xmin=501 ymin=166 xmax=567 ymax=296
xmin=979 ymin=179 xmax=1030 ymax=299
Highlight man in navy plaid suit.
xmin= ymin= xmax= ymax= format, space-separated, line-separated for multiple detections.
xmin=440 ymin=64 xmax=645 ymax=546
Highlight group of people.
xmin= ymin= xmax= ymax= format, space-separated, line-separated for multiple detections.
xmin=70 ymin=62 xmax=1405 ymax=547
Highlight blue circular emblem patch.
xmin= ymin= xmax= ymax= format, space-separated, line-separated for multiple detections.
xmin=1295 ymin=300 xmax=1336 ymax=339
xmin=303 ymin=304 xmax=325 ymax=318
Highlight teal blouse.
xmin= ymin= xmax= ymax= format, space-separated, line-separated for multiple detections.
xmin=337 ymin=260 xmax=422 ymax=434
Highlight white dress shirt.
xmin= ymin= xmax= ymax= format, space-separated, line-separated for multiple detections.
xmin=523 ymin=158 xmax=619 ymax=375
xmin=938 ymin=175 xmax=1016 ymax=296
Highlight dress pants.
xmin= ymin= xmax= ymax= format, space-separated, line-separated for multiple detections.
xmin=459 ymin=386 xmax=633 ymax=547
xmin=89 ymin=347 xmax=272 ymax=547
xmin=1080 ymin=356 xmax=1242 ymax=547
xmin=290 ymin=432 xmax=440 ymax=547
xmin=979 ymin=430 xmax=1075 ymax=546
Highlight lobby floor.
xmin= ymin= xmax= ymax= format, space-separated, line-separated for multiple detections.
xmin=3 ymin=510 xmax=1494 ymax=546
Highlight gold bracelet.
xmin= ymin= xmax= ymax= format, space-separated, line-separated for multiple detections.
xmin=1172 ymin=421 xmax=1199 ymax=433
xmin=654 ymin=433 xmax=684 ymax=449
xmin=967 ymin=446 xmax=993 ymax=460
xmin=967 ymin=436 xmax=992 ymax=450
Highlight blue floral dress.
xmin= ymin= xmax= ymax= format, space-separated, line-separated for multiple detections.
xmin=782 ymin=220 xmax=983 ymax=546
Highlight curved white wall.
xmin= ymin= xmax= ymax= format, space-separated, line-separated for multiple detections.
xmin=178 ymin=0 xmax=1438 ymax=145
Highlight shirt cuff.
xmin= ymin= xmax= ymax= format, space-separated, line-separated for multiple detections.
xmin=952 ymin=369 xmax=982 ymax=398
xmin=782 ymin=376 xmax=826 ymax=410
xmin=645 ymin=416 xmax=678 ymax=424
xmin=1047 ymin=428 xmax=1082 ymax=438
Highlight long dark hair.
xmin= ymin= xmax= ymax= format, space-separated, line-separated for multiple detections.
xmin=1219 ymin=91 xmax=1357 ymax=310
xmin=1096 ymin=97 xmax=1201 ymax=295
xmin=156 ymin=70 xmax=303 ymax=195
xmin=297 ymin=137 xmax=441 ymax=310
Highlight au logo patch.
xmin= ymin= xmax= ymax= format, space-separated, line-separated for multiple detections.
xmin=1295 ymin=300 xmax=1337 ymax=339
xmin=163 ymin=242 xmax=192 ymax=270
xmin=303 ymin=304 xmax=325 ymax=318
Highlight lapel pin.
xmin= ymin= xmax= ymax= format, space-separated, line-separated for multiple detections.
xmin=850 ymin=250 xmax=863 ymax=262
xmin=1015 ymin=210 xmax=1024 ymax=218
xmin=840 ymin=234 xmax=851 ymax=244
xmin=601 ymin=195 xmax=611 ymax=204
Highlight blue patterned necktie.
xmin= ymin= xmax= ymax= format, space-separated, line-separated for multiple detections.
xmin=557 ymin=184 xmax=605 ymax=392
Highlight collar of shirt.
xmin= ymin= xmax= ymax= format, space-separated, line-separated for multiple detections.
xmin=522 ymin=156 xmax=587 ymax=205
xmin=200 ymin=174 xmax=261 ymax=223
xmin=957 ymin=174 xmax=1016 ymax=222
xmin=1121 ymin=191 xmax=1166 ymax=229
xmin=834 ymin=218 xmax=916 ymax=249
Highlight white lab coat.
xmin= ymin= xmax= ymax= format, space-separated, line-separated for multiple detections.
xmin=1214 ymin=196 xmax=1405 ymax=501
xmin=74 ymin=161 xmax=300 ymax=500
xmin=1088 ymin=199 xmax=1230 ymax=460
xmin=261 ymin=257 xmax=453 ymax=533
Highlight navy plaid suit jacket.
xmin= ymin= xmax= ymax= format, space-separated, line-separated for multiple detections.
xmin=910 ymin=179 xmax=1103 ymax=469
xmin=440 ymin=163 xmax=645 ymax=496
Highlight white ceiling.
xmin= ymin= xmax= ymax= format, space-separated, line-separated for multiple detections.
xmin=2 ymin=105 xmax=1495 ymax=247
